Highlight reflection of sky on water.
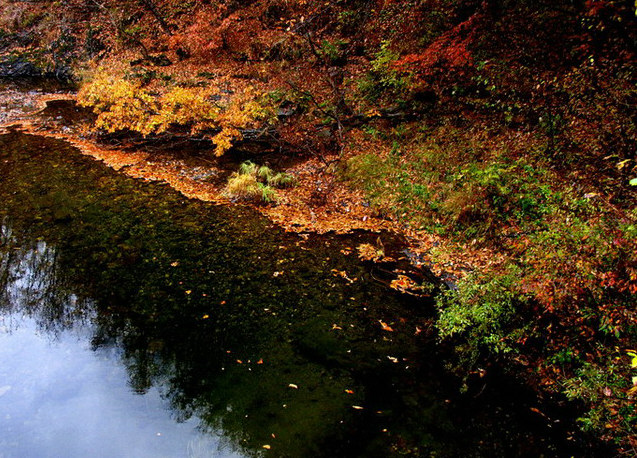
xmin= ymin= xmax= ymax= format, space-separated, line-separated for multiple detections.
xmin=0 ymin=240 xmax=241 ymax=458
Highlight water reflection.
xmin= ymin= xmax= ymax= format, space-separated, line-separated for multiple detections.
xmin=0 ymin=236 xmax=237 ymax=458
xmin=0 ymin=131 xmax=589 ymax=457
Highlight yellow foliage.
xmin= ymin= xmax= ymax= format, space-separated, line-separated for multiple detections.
xmin=226 ymin=172 xmax=260 ymax=198
xmin=78 ymin=70 xmax=276 ymax=155
xmin=78 ymin=71 xmax=158 ymax=135
xmin=155 ymin=86 xmax=220 ymax=134
xmin=212 ymin=127 xmax=241 ymax=156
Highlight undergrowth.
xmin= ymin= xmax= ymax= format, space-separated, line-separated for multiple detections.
xmin=225 ymin=161 xmax=295 ymax=203
xmin=343 ymin=123 xmax=637 ymax=445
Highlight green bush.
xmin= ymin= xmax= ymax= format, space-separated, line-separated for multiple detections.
xmin=436 ymin=269 xmax=525 ymax=360
xmin=358 ymin=40 xmax=409 ymax=101
xmin=225 ymin=161 xmax=295 ymax=203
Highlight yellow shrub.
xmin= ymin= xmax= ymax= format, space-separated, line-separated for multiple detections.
xmin=78 ymin=70 xmax=276 ymax=155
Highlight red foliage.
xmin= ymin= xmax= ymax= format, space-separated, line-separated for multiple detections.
xmin=168 ymin=10 xmax=228 ymax=60
xmin=393 ymin=14 xmax=478 ymax=79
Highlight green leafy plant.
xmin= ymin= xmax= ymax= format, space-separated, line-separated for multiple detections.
xmin=435 ymin=268 xmax=526 ymax=362
xmin=358 ymin=40 xmax=409 ymax=101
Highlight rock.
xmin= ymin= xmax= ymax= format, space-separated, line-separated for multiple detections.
xmin=0 ymin=59 xmax=41 ymax=78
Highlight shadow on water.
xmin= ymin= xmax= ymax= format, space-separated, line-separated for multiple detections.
xmin=0 ymin=131 xmax=603 ymax=457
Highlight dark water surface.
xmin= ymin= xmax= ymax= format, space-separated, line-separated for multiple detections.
xmin=0 ymin=131 xmax=591 ymax=457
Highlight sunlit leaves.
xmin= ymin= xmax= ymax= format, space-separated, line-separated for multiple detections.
xmin=78 ymin=70 xmax=276 ymax=155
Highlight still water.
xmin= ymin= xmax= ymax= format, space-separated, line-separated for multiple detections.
xmin=0 ymin=131 xmax=590 ymax=457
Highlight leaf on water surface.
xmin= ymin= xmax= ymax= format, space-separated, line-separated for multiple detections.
xmin=331 ymin=269 xmax=355 ymax=283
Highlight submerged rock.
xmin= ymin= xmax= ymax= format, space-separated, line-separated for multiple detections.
xmin=0 ymin=58 xmax=41 ymax=78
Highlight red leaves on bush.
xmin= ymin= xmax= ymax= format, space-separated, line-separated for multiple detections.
xmin=393 ymin=14 xmax=477 ymax=79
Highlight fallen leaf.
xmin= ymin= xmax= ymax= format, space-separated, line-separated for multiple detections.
xmin=202 ymin=314 xmax=209 ymax=319
xmin=289 ymin=383 xmax=298 ymax=389
xmin=352 ymin=405 xmax=364 ymax=410
xmin=262 ymin=445 xmax=271 ymax=450
xmin=378 ymin=320 xmax=394 ymax=332
xmin=257 ymin=358 xmax=264 ymax=364
xmin=345 ymin=389 xmax=354 ymax=394
xmin=331 ymin=324 xmax=342 ymax=330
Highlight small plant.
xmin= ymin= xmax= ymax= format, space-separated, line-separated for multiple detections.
xmin=225 ymin=161 xmax=295 ymax=203
xmin=358 ymin=40 xmax=409 ymax=101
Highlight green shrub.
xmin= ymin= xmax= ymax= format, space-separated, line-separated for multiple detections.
xmin=225 ymin=161 xmax=295 ymax=203
xmin=358 ymin=40 xmax=409 ymax=101
xmin=436 ymin=268 xmax=525 ymax=360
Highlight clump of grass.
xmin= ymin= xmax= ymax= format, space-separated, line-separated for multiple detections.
xmin=225 ymin=161 xmax=295 ymax=203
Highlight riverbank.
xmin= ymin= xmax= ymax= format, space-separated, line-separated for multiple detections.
xmin=1 ymin=84 xmax=495 ymax=290
xmin=0 ymin=0 xmax=634 ymax=451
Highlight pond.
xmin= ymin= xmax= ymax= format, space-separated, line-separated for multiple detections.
xmin=0 ymin=130 xmax=593 ymax=457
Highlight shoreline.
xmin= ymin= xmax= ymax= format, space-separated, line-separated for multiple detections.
xmin=1 ymin=88 xmax=500 ymax=287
